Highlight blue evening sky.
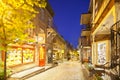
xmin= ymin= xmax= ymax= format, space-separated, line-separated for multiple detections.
xmin=48 ymin=0 xmax=90 ymax=48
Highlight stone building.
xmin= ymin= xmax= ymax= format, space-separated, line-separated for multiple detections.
xmin=80 ymin=0 xmax=120 ymax=79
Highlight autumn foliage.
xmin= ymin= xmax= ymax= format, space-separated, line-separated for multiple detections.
xmin=0 ymin=0 xmax=46 ymax=49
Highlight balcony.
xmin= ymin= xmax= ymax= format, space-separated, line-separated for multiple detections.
xmin=81 ymin=29 xmax=91 ymax=36
xmin=80 ymin=13 xmax=91 ymax=25
xmin=80 ymin=29 xmax=91 ymax=48
xmin=80 ymin=36 xmax=91 ymax=47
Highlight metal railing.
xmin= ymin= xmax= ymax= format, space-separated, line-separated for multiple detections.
xmin=110 ymin=20 xmax=120 ymax=77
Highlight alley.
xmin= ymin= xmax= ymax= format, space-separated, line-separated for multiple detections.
xmin=26 ymin=61 xmax=87 ymax=80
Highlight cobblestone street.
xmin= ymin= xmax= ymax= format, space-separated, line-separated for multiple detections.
xmin=26 ymin=61 xmax=87 ymax=80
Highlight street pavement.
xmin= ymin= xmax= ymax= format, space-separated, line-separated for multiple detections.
xmin=26 ymin=61 xmax=88 ymax=80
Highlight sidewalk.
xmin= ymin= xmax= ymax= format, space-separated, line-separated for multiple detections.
xmin=8 ymin=64 xmax=55 ymax=80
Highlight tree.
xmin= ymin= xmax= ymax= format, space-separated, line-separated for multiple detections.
xmin=0 ymin=0 xmax=46 ymax=80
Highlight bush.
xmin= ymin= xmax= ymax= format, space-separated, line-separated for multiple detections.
xmin=95 ymin=74 xmax=103 ymax=80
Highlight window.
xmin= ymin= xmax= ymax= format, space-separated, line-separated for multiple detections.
xmin=7 ymin=48 xmax=22 ymax=66
xmin=97 ymin=42 xmax=106 ymax=65
xmin=6 ymin=45 xmax=34 ymax=66
xmin=23 ymin=49 xmax=34 ymax=63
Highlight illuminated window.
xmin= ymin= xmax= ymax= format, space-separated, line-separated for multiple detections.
xmin=6 ymin=46 xmax=34 ymax=66
xmin=23 ymin=49 xmax=34 ymax=63
xmin=7 ymin=48 xmax=22 ymax=66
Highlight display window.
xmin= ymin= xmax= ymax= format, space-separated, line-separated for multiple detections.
xmin=23 ymin=49 xmax=34 ymax=63
xmin=97 ymin=42 xmax=106 ymax=65
xmin=6 ymin=45 xmax=35 ymax=66
xmin=7 ymin=48 xmax=22 ymax=66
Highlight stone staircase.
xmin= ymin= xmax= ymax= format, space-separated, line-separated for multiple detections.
xmin=8 ymin=65 xmax=53 ymax=80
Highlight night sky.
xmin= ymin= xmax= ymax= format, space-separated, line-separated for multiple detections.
xmin=48 ymin=0 xmax=90 ymax=48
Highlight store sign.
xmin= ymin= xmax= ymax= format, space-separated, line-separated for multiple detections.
xmin=97 ymin=42 xmax=106 ymax=65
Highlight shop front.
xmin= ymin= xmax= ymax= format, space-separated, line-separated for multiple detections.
xmin=92 ymin=37 xmax=111 ymax=66
xmin=5 ymin=44 xmax=35 ymax=67
xmin=96 ymin=40 xmax=110 ymax=65
xmin=91 ymin=6 xmax=115 ymax=66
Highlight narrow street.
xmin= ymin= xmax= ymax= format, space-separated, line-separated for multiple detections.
xmin=26 ymin=61 xmax=87 ymax=80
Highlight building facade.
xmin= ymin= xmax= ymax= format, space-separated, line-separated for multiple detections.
xmin=80 ymin=0 xmax=120 ymax=79
xmin=79 ymin=30 xmax=91 ymax=63
xmin=0 ymin=1 xmax=56 ymax=73
xmin=53 ymin=34 xmax=66 ymax=63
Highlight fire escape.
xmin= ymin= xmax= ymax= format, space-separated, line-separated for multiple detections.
xmin=111 ymin=20 xmax=120 ymax=79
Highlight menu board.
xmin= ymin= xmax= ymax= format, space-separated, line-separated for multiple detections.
xmin=97 ymin=43 xmax=106 ymax=65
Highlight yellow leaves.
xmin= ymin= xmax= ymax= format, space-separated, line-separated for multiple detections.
xmin=2 ymin=0 xmax=46 ymax=9
xmin=25 ymin=0 xmax=47 ymax=8
xmin=26 ymin=0 xmax=34 ymax=6
xmin=2 ymin=0 xmax=25 ymax=9
xmin=38 ymin=0 xmax=47 ymax=8
xmin=21 ymin=4 xmax=37 ymax=13
xmin=0 ymin=0 xmax=47 ymax=47
xmin=34 ymin=0 xmax=47 ymax=8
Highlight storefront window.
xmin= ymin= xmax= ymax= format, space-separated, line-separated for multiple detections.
xmin=6 ymin=45 xmax=35 ymax=66
xmin=97 ymin=43 xmax=106 ymax=65
xmin=23 ymin=49 xmax=34 ymax=63
xmin=7 ymin=48 xmax=22 ymax=66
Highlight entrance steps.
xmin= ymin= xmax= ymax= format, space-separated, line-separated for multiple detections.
xmin=8 ymin=65 xmax=53 ymax=80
